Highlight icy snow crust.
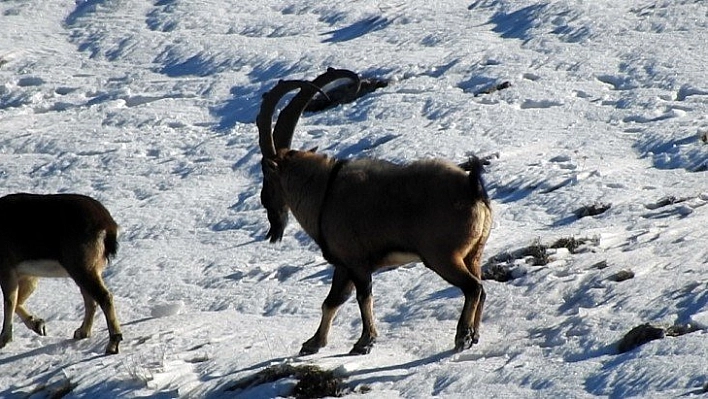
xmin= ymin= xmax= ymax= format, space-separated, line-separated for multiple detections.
xmin=0 ymin=1 xmax=706 ymax=398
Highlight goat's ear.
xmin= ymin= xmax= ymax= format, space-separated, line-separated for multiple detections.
xmin=308 ymin=146 xmax=318 ymax=153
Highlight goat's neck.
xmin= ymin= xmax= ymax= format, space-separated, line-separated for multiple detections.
xmin=282 ymin=157 xmax=337 ymax=239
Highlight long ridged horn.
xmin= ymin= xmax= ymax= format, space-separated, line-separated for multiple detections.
xmin=257 ymin=79 xmax=330 ymax=243
xmin=272 ymin=68 xmax=361 ymax=151
xmin=256 ymin=79 xmax=312 ymax=160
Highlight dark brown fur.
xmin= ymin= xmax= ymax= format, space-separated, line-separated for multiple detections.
xmin=258 ymin=70 xmax=492 ymax=355
xmin=0 ymin=193 xmax=123 ymax=354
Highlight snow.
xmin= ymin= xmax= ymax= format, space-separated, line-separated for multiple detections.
xmin=1 ymin=0 xmax=706 ymax=397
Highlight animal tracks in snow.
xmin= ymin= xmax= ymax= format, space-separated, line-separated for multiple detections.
xmin=1 ymin=74 xmax=195 ymax=117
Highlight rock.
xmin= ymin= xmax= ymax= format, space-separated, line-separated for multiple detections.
xmin=617 ymin=323 xmax=665 ymax=353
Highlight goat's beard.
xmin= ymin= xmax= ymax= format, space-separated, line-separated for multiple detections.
xmin=265 ymin=206 xmax=288 ymax=242
xmin=260 ymin=176 xmax=289 ymax=243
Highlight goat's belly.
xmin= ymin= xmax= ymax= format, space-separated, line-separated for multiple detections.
xmin=378 ymin=251 xmax=421 ymax=267
xmin=17 ymin=260 xmax=70 ymax=278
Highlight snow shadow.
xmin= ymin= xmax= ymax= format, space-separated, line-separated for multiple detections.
xmin=321 ymin=16 xmax=392 ymax=43
xmin=212 ymin=62 xmax=306 ymax=131
xmin=417 ymin=59 xmax=458 ymax=78
xmin=331 ymin=134 xmax=400 ymax=159
xmin=634 ymin=133 xmax=707 ymax=172
xmin=673 ymin=283 xmax=708 ymax=326
xmin=582 ymin=350 xmax=703 ymax=398
xmin=488 ymin=181 xmax=535 ymax=204
xmin=0 ymin=348 xmax=113 ymax=398
xmin=489 ymin=3 xmax=547 ymax=40
xmin=345 ymin=350 xmax=454 ymax=388
xmin=158 ymin=52 xmax=230 ymax=77
xmin=64 ymin=0 xmax=108 ymax=26
xmin=211 ymin=86 xmax=262 ymax=131
xmin=458 ymin=75 xmax=504 ymax=95
xmin=146 ymin=0 xmax=179 ymax=32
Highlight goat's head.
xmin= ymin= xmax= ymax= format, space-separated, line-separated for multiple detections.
xmin=257 ymin=68 xmax=360 ymax=242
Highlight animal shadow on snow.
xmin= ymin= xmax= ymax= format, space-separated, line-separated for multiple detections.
xmin=207 ymin=351 xmax=453 ymax=398
xmin=0 ymin=346 xmax=107 ymax=398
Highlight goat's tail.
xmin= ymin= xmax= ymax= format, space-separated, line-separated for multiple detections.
xmin=460 ymin=156 xmax=490 ymax=204
xmin=103 ymin=227 xmax=119 ymax=261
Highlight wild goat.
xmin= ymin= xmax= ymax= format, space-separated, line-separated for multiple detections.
xmin=257 ymin=68 xmax=492 ymax=355
xmin=0 ymin=193 xmax=123 ymax=354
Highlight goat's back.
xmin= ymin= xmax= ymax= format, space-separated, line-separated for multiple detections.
xmin=0 ymin=193 xmax=119 ymax=263
xmin=330 ymin=158 xmax=478 ymax=206
xmin=320 ymin=158 xmax=489 ymax=266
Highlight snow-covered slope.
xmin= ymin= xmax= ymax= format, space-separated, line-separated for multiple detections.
xmin=1 ymin=1 xmax=706 ymax=397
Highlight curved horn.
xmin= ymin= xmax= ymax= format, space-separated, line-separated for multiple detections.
xmin=257 ymin=79 xmax=333 ymax=159
xmin=273 ymin=68 xmax=361 ymax=151
xmin=257 ymin=79 xmax=310 ymax=159
xmin=256 ymin=79 xmax=329 ymax=243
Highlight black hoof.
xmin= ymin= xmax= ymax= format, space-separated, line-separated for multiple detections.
xmin=32 ymin=319 xmax=47 ymax=336
xmin=0 ymin=334 xmax=12 ymax=348
xmin=105 ymin=343 xmax=120 ymax=355
xmin=299 ymin=345 xmax=320 ymax=356
xmin=74 ymin=329 xmax=90 ymax=340
xmin=105 ymin=334 xmax=122 ymax=355
xmin=349 ymin=339 xmax=375 ymax=355
xmin=454 ymin=329 xmax=478 ymax=352
xmin=348 ymin=346 xmax=371 ymax=355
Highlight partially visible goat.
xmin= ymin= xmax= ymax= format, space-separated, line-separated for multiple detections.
xmin=257 ymin=68 xmax=492 ymax=355
xmin=304 ymin=70 xmax=388 ymax=113
xmin=0 ymin=193 xmax=123 ymax=354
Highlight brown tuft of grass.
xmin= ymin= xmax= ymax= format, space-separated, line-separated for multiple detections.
xmin=482 ymin=262 xmax=515 ymax=282
xmin=483 ymin=236 xmax=597 ymax=282
xmin=226 ymin=363 xmax=345 ymax=398
xmin=519 ymin=238 xmax=549 ymax=266
xmin=549 ymin=237 xmax=593 ymax=254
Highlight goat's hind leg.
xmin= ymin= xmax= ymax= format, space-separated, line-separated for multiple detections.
xmin=16 ymin=276 xmax=46 ymax=336
xmin=0 ymin=271 xmax=19 ymax=348
xmin=454 ymin=274 xmax=484 ymax=351
xmin=68 ymin=264 xmax=122 ymax=355
xmin=427 ymin=254 xmax=484 ymax=352
xmin=455 ymin=277 xmax=484 ymax=351
xmin=73 ymin=287 xmax=98 ymax=340
xmin=349 ymin=272 xmax=378 ymax=355
xmin=464 ymin=245 xmax=487 ymax=346
xmin=300 ymin=266 xmax=354 ymax=355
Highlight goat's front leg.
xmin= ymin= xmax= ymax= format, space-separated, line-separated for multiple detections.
xmin=0 ymin=271 xmax=19 ymax=348
xmin=16 ymin=276 xmax=46 ymax=336
xmin=350 ymin=272 xmax=378 ymax=355
xmin=300 ymin=266 xmax=354 ymax=355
